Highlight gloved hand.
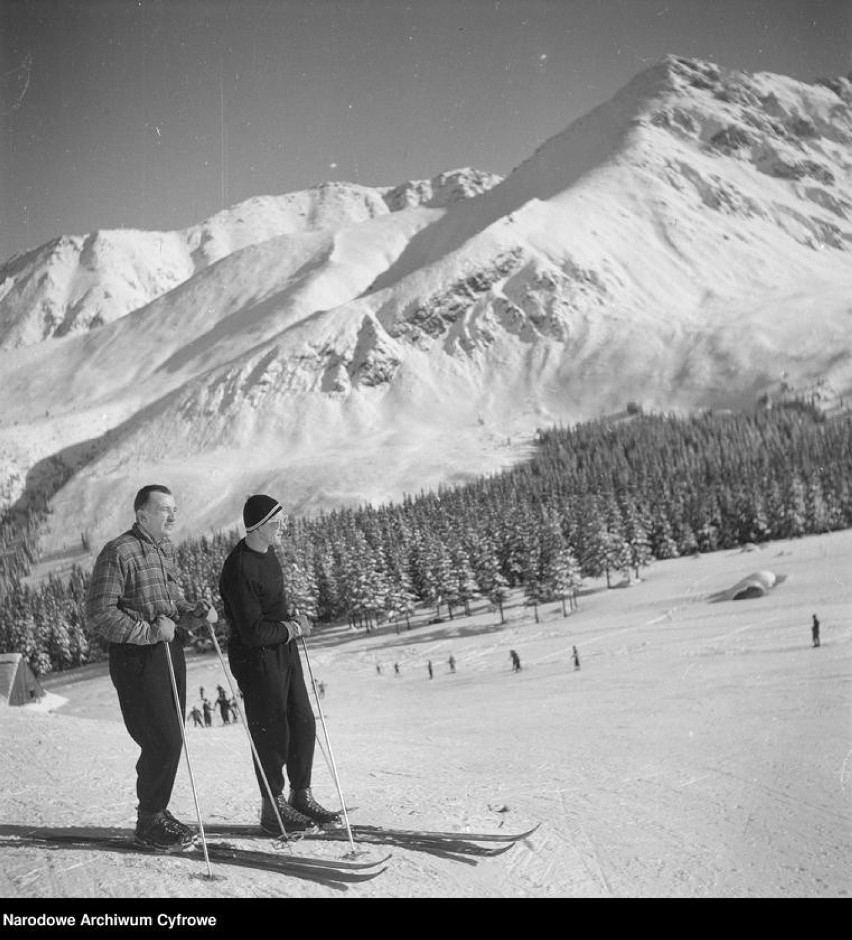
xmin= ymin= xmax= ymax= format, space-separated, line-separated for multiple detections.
xmin=153 ymin=614 xmax=176 ymax=642
xmin=287 ymin=612 xmax=312 ymax=641
xmin=296 ymin=611 xmax=312 ymax=638
xmin=192 ymin=600 xmax=219 ymax=624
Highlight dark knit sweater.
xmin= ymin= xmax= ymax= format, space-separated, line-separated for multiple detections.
xmin=218 ymin=539 xmax=295 ymax=656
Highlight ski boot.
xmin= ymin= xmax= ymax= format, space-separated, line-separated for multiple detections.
xmin=289 ymin=787 xmax=342 ymax=827
xmin=135 ymin=810 xmax=197 ymax=852
xmin=260 ymin=793 xmax=318 ymax=836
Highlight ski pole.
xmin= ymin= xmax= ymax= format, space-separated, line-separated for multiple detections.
xmin=203 ymin=609 xmax=291 ymax=846
xmin=311 ymin=724 xmax=349 ymax=819
xmin=296 ymin=619 xmax=357 ymax=855
xmin=313 ymin=732 xmax=333 ymax=781
xmin=162 ymin=640 xmax=213 ymax=878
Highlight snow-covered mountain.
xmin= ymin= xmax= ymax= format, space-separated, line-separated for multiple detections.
xmin=0 ymin=169 xmax=502 ymax=350
xmin=2 ymin=56 xmax=851 ymax=554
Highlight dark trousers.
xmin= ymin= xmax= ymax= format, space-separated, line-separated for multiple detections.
xmin=109 ymin=640 xmax=186 ymax=815
xmin=229 ymin=640 xmax=316 ymax=799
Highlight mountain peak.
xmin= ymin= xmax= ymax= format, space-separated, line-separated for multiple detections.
xmin=2 ymin=57 xmax=851 ymax=551
xmin=382 ymin=168 xmax=503 ymax=210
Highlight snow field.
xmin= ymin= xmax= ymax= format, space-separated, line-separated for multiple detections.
xmin=2 ymin=529 xmax=850 ymax=897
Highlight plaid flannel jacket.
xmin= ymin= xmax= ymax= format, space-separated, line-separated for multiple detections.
xmin=85 ymin=523 xmax=194 ymax=645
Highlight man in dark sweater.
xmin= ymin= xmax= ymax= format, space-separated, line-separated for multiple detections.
xmin=219 ymin=494 xmax=340 ymax=835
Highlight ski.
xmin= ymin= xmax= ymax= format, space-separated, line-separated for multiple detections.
xmin=203 ymin=821 xmax=538 ymax=857
xmin=19 ymin=831 xmax=388 ymax=886
xmin=341 ymin=823 xmax=541 ymax=844
xmin=303 ymin=824 xmax=539 ymax=858
xmin=207 ymin=821 xmax=538 ymax=844
xmin=205 ymin=823 xmax=510 ymax=859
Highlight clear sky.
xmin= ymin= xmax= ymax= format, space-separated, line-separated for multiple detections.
xmin=1 ymin=0 xmax=849 ymax=261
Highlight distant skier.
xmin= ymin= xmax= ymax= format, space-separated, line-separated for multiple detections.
xmin=189 ymin=705 xmax=204 ymax=728
xmin=202 ymin=699 xmax=213 ymax=727
xmin=448 ymin=655 xmax=456 ymax=674
xmin=318 ymin=680 xmax=326 ymax=699
xmin=376 ymin=663 xmax=382 ymax=676
xmin=510 ymin=649 xmax=521 ymax=673
xmin=394 ymin=662 xmax=400 ymax=676
xmin=812 ymin=614 xmax=821 ymax=648
xmin=428 ymin=660 xmax=433 ymax=680
xmin=572 ymin=645 xmax=581 ymax=670
xmin=216 ymin=688 xmax=231 ymax=724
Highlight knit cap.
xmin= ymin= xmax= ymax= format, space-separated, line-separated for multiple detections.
xmin=243 ymin=494 xmax=283 ymax=532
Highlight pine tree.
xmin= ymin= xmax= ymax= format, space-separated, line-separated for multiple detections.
xmin=623 ymin=502 xmax=654 ymax=578
xmin=694 ymin=494 xmax=722 ymax=553
xmin=278 ymin=551 xmax=319 ymax=622
xmin=650 ymin=514 xmax=680 ymax=560
xmin=448 ymin=544 xmax=479 ymax=617
xmin=425 ymin=537 xmax=454 ymax=620
xmin=780 ymin=475 xmax=808 ymax=539
xmin=523 ymin=576 xmax=545 ymax=623
xmin=487 ymin=574 xmax=510 ymax=624
xmin=542 ymin=545 xmax=582 ymax=616
xmin=384 ymin=576 xmax=417 ymax=633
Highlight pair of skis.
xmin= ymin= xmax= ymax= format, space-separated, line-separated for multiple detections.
xmin=17 ymin=821 xmax=539 ymax=889
xmin=208 ymin=820 xmax=541 ymax=862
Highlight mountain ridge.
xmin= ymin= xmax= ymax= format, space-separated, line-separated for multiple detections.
xmin=0 ymin=168 xmax=502 ymax=351
xmin=2 ymin=55 xmax=851 ymax=555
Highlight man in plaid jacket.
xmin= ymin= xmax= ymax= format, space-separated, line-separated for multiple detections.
xmin=86 ymin=484 xmax=209 ymax=852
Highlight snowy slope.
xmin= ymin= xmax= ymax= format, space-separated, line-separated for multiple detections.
xmin=1 ymin=57 xmax=851 ymax=553
xmin=3 ymin=529 xmax=851 ymax=898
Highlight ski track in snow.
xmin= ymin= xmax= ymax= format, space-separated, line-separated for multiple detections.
xmin=2 ymin=530 xmax=851 ymax=898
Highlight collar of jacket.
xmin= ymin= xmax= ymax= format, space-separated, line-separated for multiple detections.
xmin=131 ymin=521 xmax=171 ymax=552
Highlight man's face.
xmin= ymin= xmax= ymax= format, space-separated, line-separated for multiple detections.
xmin=137 ymin=490 xmax=177 ymax=542
xmin=254 ymin=512 xmax=283 ymax=548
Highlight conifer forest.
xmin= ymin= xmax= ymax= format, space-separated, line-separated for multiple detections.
xmin=1 ymin=403 xmax=850 ymax=677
